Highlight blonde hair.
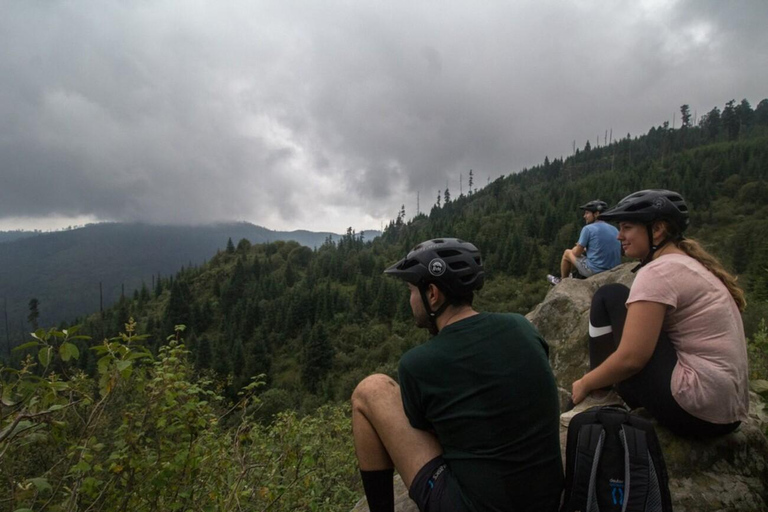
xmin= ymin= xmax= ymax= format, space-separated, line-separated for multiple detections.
xmin=677 ymin=237 xmax=747 ymax=312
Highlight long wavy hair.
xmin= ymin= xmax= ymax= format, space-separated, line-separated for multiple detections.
xmin=661 ymin=221 xmax=747 ymax=311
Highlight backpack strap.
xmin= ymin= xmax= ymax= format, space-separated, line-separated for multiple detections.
xmin=570 ymin=424 xmax=606 ymax=511
xmin=620 ymin=425 xmax=650 ymax=512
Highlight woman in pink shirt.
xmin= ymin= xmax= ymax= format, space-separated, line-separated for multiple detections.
xmin=562 ymin=189 xmax=749 ymax=437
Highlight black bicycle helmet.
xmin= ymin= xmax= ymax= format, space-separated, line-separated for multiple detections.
xmin=579 ymin=200 xmax=608 ymax=213
xmin=600 ymin=189 xmax=690 ymax=271
xmin=384 ymin=238 xmax=485 ymax=297
xmin=599 ymin=189 xmax=689 ymax=232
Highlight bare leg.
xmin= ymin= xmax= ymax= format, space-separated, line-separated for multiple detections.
xmin=352 ymin=373 xmax=443 ymax=488
xmin=560 ymin=249 xmax=575 ymax=279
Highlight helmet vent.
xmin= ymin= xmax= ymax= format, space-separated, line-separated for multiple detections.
xmin=437 ymin=249 xmax=461 ymax=258
xmin=625 ymin=202 xmax=649 ymax=212
xmin=450 ymin=261 xmax=469 ymax=270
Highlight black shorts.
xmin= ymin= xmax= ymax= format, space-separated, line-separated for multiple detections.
xmin=408 ymin=456 xmax=472 ymax=512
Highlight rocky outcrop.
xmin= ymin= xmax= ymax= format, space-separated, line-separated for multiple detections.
xmin=526 ymin=263 xmax=637 ymax=408
xmin=352 ymin=264 xmax=768 ymax=511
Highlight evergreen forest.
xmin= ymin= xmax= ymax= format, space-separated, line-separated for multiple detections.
xmin=2 ymin=98 xmax=768 ymax=511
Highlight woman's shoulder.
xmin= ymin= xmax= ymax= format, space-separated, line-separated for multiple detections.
xmin=638 ymin=253 xmax=701 ymax=279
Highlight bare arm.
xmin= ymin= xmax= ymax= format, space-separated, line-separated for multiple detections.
xmin=571 ymin=244 xmax=586 ymax=258
xmin=572 ymin=301 xmax=667 ymax=404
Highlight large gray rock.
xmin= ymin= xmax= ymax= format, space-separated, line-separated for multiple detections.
xmin=352 ymin=264 xmax=768 ymax=511
xmin=526 ymin=263 xmax=637 ymax=402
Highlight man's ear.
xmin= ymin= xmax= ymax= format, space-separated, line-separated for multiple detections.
xmin=426 ymin=283 xmax=443 ymax=308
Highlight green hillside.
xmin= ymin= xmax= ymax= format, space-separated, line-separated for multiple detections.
xmin=2 ymin=99 xmax=768 ymax=511
xmin=44 ymin=98 xmax=768 ymax=410
xmin=0 ymin=222 xmax=369 ymax=340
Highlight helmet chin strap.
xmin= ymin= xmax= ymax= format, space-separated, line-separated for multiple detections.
xmin=419 ymin=285 xmax=451 ymax=336
xmin=631 ymin=224 xmax=674 ymax=273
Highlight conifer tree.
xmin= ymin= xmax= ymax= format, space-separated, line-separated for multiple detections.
xmin=722 ymin=100 xmax=740 ymax=140
xmin=302 ymin=323 xmax=334 ymax=393
xmin=155 ymin=274 xmax=163 ymax=298
xmin=27 ymin=298 xmax=40 ymax=330
xmin=680 ymin=104 xmax=692 ymax=128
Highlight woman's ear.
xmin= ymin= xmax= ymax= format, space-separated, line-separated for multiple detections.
xmin=652 ymin=221 xmax=668 ymax=244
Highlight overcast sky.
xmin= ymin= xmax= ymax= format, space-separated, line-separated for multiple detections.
xmin=1 ymin=0 xmax=766 ymax=234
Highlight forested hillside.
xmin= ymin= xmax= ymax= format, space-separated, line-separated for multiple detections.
xmin=2 ymin=99 xmax=768 ymax=511
xmin=0 ymin=230 xmax=39 ymax=244
xmin=0 ymin=222 xmax=360 ymax=340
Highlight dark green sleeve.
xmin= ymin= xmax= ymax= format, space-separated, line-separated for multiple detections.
xmin=398 ymin=358 xmax=431 ymax=431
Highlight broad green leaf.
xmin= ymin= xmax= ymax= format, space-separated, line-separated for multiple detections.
xmin=38 ymin=346 xmax=52 ymax=366
xmin=59 ymin=342 xmax=80 ymax=361
xmin=72 ymin=460 xmax=92 ymax=473
xmin=5 ymin=420 xmax=33 ymax=437
xmin=13 ymin=341 xmax=39 ymax=352
xmin=46 ymin=404 xmax=66 ymax=412
xmin=115 ymin=360 xmax=132 ymax=372
xmin=1 ymin=394 xmax=18 ymax=407
xmin=28 ymin=477 xmax=52 ymax=494
xmin=97 ymin=356 xmax=111 ymax=374
xmin=126 ymin=351 xmax=151 ymax=361
xmin=49 ymin=381 xmax=69 ymax=391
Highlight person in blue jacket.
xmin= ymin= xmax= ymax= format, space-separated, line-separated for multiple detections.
xmin=548 ymin=200 xmax=621 ymax=285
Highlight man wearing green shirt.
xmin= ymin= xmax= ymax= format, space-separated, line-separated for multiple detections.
xmin=351 ymin=238 xmax=563 ymax=512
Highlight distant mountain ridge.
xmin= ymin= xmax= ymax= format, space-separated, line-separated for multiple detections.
xmin=0 ymin=231 xmax=39 ymax=244
xmin=0 ymin=222 xmax=380 ymax=335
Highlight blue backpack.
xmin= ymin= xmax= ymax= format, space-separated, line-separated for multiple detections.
xmin=560 ymin=406 xmax=673 ymax=512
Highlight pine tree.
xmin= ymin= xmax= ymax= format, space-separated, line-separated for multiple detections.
xmin=155 ymin=274 xmax=163 ymax=298
xmin=232 ymin=338 xmax=245 ymax=379
xmin=27 ymin=298 xmax=40 ymax=330
xmin=140 ymin=282 xmax=150 ymax=303
xmin=755 ymin=99 xmax=768 ymax=126
xmin=302 ymin=323 xmax=334 ymax=393
xmin=163 ymin=280 xmax=194 ymax=334
xmin=722 ymin=100 xmax=740 ymax=140
xmin=680 ymin=104 xmax=692 ymax=128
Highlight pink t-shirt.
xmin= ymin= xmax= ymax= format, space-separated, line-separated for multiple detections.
xmin=627 ymin=253 xmax=749 ymax=424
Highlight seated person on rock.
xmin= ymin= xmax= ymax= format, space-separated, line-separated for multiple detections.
xmin=352 ymin=238 xmax=563 ymax=512
xmin=562 ymin=189 xmax=749 ymax=437
xmin=548 ymin=200 xmax=621 ymax=285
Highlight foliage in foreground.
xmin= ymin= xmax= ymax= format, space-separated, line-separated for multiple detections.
xmin=1 ymin=322 xmax=358 ymax=511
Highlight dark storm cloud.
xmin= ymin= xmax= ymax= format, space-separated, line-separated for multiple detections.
xmin=0 ymin=1 xmax=766 ymax=231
